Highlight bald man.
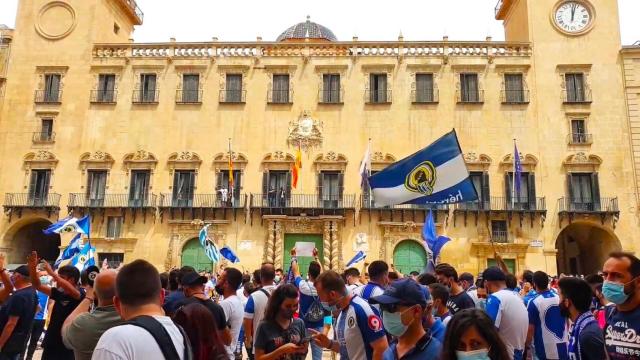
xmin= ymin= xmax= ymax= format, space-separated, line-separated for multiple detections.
xmin=62 ymin=269 xmax=123 ymax=360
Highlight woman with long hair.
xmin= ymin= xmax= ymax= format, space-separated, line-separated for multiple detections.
xmin=254 ymin=284 xmax=308 ymax=360
xmin=173 ymin=302 xmax=227 ymax=360
xmin=441 ymin=308 xmax=511 ymax=360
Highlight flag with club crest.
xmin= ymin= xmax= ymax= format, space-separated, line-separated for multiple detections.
xmin=71 ymin=241 xmax=96 ymax=272
xmin=44 ymin=215 xmax=91 ymax=235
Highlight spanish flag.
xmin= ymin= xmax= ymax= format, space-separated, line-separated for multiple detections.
xmin=292 ymin=145 xmax=302 ymax=189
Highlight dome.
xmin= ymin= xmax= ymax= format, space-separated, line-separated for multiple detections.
xmin=276 ymin=16 xmax=337 ymax=42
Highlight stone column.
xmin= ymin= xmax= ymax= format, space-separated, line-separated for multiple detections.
xmin=330 ymin=221 xmax=340 ymax=271
xmin=164 ymin=234 xmax=179 ymax=271
xmin=264 ymin=220 xmax=275 ymax=264
xmin=323 ymin=221 xmax=332 ymax=269
xmin=274 ymin=221 xmax=283 ymax=269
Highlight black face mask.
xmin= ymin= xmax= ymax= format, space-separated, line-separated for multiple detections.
xmin=559 ymin=301 xmax=570 ymax=318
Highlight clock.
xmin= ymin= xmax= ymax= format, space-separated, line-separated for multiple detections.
xmin=552 ymin=1 xmax=595 ymax=35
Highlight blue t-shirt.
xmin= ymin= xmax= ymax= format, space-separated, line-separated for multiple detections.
xmin=523 ymin=289 xmax=537 ymax=306
xmin=382 ymin=333 xmax=441 ymax=360
xmin=605 ymin=306 xmax=640 ymax=359
xmin=35 ymin=291 xmax=49 ymax=320
xmin=429 ymin=318 xmax=445 ymax=344
xmin=569 ymin=312 xmax=606 ymax=360
xmin=162 ymin=290 xmax=186 ymax=315
xmin=335 ymin=296 xmax=386 ymax=360
xmin=527 ymin=290 xmax=568 ymax=360
xmin=294 ymin=276 xmax=323 ymax=329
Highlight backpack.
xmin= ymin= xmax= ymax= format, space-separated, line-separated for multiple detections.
xmin=122 ymin=315 xmax=193 ymax=360
xmin=303 ymin=295 xmax=325 ymax=323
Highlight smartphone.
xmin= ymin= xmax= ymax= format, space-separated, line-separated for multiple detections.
xmin=300 ymin=335 xmax=313 ymax=344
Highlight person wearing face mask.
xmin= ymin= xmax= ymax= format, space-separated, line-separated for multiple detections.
xmin=354 ymin=261 xmax=390 ymax=314
xmin=441 ymin=308 xmax=511 ymax=360
xmin=310 ymin=270 xmax=388 ymax=360
xmin=274 ymin=268 xmax=284 ymax=285
xmin=557 ymin=277 xmax=606 ymax=360
xmin=435 ymin=264 xmax=475 ymax=315
xmin=370 ymin=278 xmax=442 ymax=359
xmin=419 ymin=286 xmax=446 ymax=344
xmin=244 ymin=263 xmax=277 ymax=359
xmin=217 ymin=267 xmax=245 ymax=360
xmin=0 ymin=264 xmax=37 ymax=360
xmin=601 ymin=251 xmax=640 ymax=359
xmin=428 ymin=283 xmax=452 ymax=325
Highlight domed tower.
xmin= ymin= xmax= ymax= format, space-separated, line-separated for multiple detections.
xmin=276 ymin=16 xmax=337 ymax=42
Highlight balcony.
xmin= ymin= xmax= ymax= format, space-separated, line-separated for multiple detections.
xmin=3 ymin=193 xmax=61 ymax=219
xmin=90 ymin=90 xmax=118 ymax=104
xmin=454 ymin=197 xmax=546 ymax=227
xmin=557 ymin=197 xmax=620 ymax=226
xmin=563 ymin=88 xmax=592 ymax=104
xmin=68 ymin=193 xmax=157 ymax=209
xmin=250 ymin=194 xmax=356 ymax=216
xmin=318 ymin=89 xmax=344 ymax=104
xmin=501 ymin=89 xmax=530 ymax=104
xmin=34 ymin=90 xmax=62 ymax=104
xmin=120 ymin=0 xmax=144 ymax=24
xmin=175 ymin=90 xmax=202 ymax=104
xmin=132 ymin=90 xmax=159 ymax=104
xmin=267 ymin=89 xmax=293 ymax=104
xmin=567 ymin=133 xmax=593 ymax=145
xmin=32 ymin=132 xmax=55 ymax=143
xmin=219 ymin=89 xmax=246 ymax=103
xmin=158 ymin=193 xmax=247 ymax=221
xmin=491 ymin=230 xmax=509 ymax=243
xmin=456 ymin=89 xmax=484 ymax=104
xmin=365 ymin=90 xmax=392 ymax=104
xmin=411 ymin=88 xmax=439 ymax=104
xmin=489 ymin=197 xmax=546 ymax=212
xmin=360 ymin=195 xmax=449 ymax=222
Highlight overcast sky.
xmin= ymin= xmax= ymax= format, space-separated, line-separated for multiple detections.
xmin=0 ymin=0 xmax=639 ymax=45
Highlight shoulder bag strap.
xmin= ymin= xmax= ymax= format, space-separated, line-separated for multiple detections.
xmin=124 ymin=315 xmax=182 ymax=360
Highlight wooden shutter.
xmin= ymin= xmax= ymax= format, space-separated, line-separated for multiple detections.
xmin=528 ymin=173 xmax=536 ymax=209
xmin=172 ymin=171 xmax=180 ymax=201
xmin=566 ymin=173 xmax=574 ymax=206
xmin=504 ymin=172 xmax=512 ymax=207
xmin=482 ymin=172 xmax=490 ymax=209
xmin=317 ymin=172 xmax=324 ymax=206
xmin=575 ymin=74 xmax=585 ymax=101
xmin=285 ymin=171 xmax=292 ymax=203
xmin=187 ymin=171 xmax=195 ymax=204
xmin=28 ymin=171 xmax=38 ymax=200
xmin=591 ymin=173 xmax=601 ymax=210
xmin=235 ymin=171 xmax=242 ymax=201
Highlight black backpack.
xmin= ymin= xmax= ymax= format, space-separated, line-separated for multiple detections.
xmin=122 ymin=315 xmax=193 ymax=360
xmin=304 ymin=295 xmax=325 ymax=323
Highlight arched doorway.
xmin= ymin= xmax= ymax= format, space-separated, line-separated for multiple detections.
xmin=5 ymin=218 xmax=60 ymax=264
xmin=556 ymin=222 xmax=621 ymax=275
xmin=393 ymin=240 xmax=427 ymax=275
xmin=181 ymin=238 xmax=212 ymax=272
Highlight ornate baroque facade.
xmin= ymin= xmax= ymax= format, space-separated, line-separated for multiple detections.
xmin=0 ymin=0 xmax=638 ymax=276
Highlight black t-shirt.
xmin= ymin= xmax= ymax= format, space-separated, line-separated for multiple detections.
xmin=605 ymin=306 xmax=640 ymax=359
xmin=578 ymin=321 xmax=606 ymax=360
xmin=446 ymin=290 xmax=476 ymax=314
xmin=176 ymin=296 xmax=227 ymax=330
xmin=0 ymin=286 xmax=37 ymax=353
xmin=254 ymin=318 xmax=307 ymax=360
xmin=42 ymin=287 xmax=85 ymax=359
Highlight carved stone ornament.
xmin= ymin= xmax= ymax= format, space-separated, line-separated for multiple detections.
xmin=563 ymin=152 xmax=602 ymax=169
xmin=288 ymin=111 xmax=323 ymax=152
xmin=500 ymin=153 xmax=538 ymax=169
xmin=168 ymin=151 xmax=202 ymax=171
xmin=79 ymin=151 xmax=115 ymax=170
xmin=262 ymin=151 xmax=294 ymax=163
xmin=23 ymin=151 xmax=59 ymax=170
xmin=464 ymin=152 xmax=478 ymax=162
xmin=213 ymin=152 xmax=248 ymax=166
xmin=33 ymin=150 xmax=56 ymax=161
xmin=123 ymin=150 xmax=158 ymax=172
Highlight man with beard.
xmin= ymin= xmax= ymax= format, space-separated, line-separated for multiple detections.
xmin=434 ymin=264 xmax=475 ymax=315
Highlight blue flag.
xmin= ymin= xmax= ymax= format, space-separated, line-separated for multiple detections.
xmin=346 ymin=251 xmax=367 ymax=268
xmin=368 ymin=130 xmax=478 ymax=207
xmin=513 ymin=142 xmax=522 ymax=200
xmin=285 ymin=257 xmax=296 ymax=284
xmin=44 ymin=215 xmax=91 ymax=235
xmin=71 ymin=241 xmax=96 ymax=271
xmin=422 ymin=210 xmax=451 ymax=273
xmin=220 ymin=246 xmax=240 ymax=263
xmin=54 ymin=233 xmax=82 ymax=269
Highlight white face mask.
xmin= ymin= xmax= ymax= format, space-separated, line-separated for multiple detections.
xmin=456 ymin=349 xmax=491 ymax=360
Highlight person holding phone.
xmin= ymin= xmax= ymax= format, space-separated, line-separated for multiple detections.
xmin=254 ymin=284 xmax=308 ymax=360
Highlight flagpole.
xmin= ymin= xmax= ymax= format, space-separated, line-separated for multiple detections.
xmin=228 ymin=138 xmax=233 ymax=205
xmin=367 ymin=138 xmax=372 ymax=208
xmin=512 ymin=138 xmax=516 ymax=210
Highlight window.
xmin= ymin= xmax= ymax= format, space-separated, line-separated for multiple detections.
xmin=139 ymin=74 xmax=157 ymax=103
xmin=99 ymin=253 xmax=124 ymax=268
xmin=322 ymin=74 xmax=341 ymax=103
xmin=568 ymin=173 xmax=600 ymax=211
xmin=28 ymin=170 xmax=51 ymax=206
xmin=106 ymin=216 xmax=123 ymax=238
xmin=181 ymin=74 xmax=200 ymax=103
xmin=415 ymin=73 xmax=434 ymax=103
xmin=40 ymin=118 xmax=53 ymax=141
xmin=505 ymin=172 xmax=536 ymax=210
xmin=460 ymin=73 xmax=480 ymax=102
xmin=469 ymin=171 xmax=490 ymax=209
xmin=87 ymin=170 xmax=107 ymax=206
xmin=225 ymin=74 xmax=243 ymax=102
xmin=565 ymin=73 xmax=586 ymax=102
xmin=129 ymin=170 xmax=150 ymax=207
xmin=491 ymin=220 xmax=508 ymax=243
xmin=272 ymin=74 xmax=290 ymax=103
xmin=217 ymin=170 xmax=242 ymax=206
xmin=263 ymin=171 xmax=290 ymax=207
xmin=172 ymin=170 xmax=195 ymax=207
xmin=369 ymin=74 xmax=388 ymax=103
xmin=570 ymin=119 xmax=588 ymax=144
xmin=43 ymin=74 xmax=61 ymax=102
xmin=97 ymin=74 xmax=116 ymax=102
xmin=319 ymin=171 xmax=343 ymax=208
xmin=504 ymin=73 xmax=525 ymax=103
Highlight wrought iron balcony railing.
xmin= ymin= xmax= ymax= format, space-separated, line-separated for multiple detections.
xmin=411 ymin=87 xmax=439 ymax=104
xmin=32 ymin=132 xmax=55 ymax=143
xmin=251 ymin=194 xmax=356 ymax=209
xmin=491 ymin=230 xmax=509 ymax=243
xmin=158 ymin=193 xmax=246 ymax=209
xmin=567 ymin=133 xmax=593 ymax=145
xmin=34 ymin=90 xmax=62 ymax=104
xmin=489 ymin=197 xmax=546 ymax=212
xmin=4 ymin=193 xmax=61 ymax=208
xmin=360 ymin=195 xmax=449 ymax=210
xmin=68 ymin=193 xmax=157 ymax=208
xmin=365 ymin=89 xmax=392 ymax=104
xmin=122 ymin=0 xmax=144 ymax=23
xmin=175 ymin=90 xmax=202 ymax=104
xmin=563 ymin=88 xmax=592 ymax=104
xmin=267 ymin=89 xmax=293 ymax=104
xmin=90 ymin=90 xmax=118 ymax=104
xmin=500 ymin=89 xmax=530 ymax=104
xmin=557 ymin=197 xmax=619 ymax=213
xmin=318 ymin=89 xmax=344 ymax=104
xmin=219 ymin=89 xmax=247 ymax=103
xmin=132 ymin=90 xmax=159 ymax=104
xmin=456 ymin=89 xmax=484 ymax=104
xmin=454 ymin=200 xmax=492 ymax=211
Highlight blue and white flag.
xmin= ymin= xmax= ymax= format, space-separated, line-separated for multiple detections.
xmin=54 ymin=233 xmax=82 ymax=269
xmin=513 ymin=142 xmax=522 ymax=200
xmin=422 ymin=210 xmax=451 ymax=273
xmin=204 ymin=242 xmax=221 ymax=263
xmin=368 ymin=130 xmax=478 ymax=207
xmin=43 ymin=215 xmax=91 ymax=235
xmin=359 ymin=142 xmax=371 ymax=189
xmin=199 ymin=224 xmax=210 ymax=248
xmin=220 ymin=246 xmax=240 ymax=263
xmin=72 ymin=241 xmax=96 ymax=272
xmin=345 ymin=251 xmax=367 ymax=268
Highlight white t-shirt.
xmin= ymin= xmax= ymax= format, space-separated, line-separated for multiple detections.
xmin=92 ymin=315 xmax=185 ymax=360
xmin=220 ymin=295 xmax=244 ymax=360
xmin=486 ymin=289 xmax=528 ymax=360
xmin=244 ymin=284 xmax=277 ymax=353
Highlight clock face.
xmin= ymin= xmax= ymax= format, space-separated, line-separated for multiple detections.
xmin=554 ymin=1 xmax=592 ymax=34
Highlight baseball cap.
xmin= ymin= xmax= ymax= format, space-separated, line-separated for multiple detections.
xmin=12 ymin=265 xmax=30 ymax=277
xmin=370 ymin=278 xmax=426 ymax=307
xmin=482 ymin=266 xmax=506 ymax=282
xmin=181 ymin=271 xmax=207 ymax=287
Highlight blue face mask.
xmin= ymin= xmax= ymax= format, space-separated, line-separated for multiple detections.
xmin=456 ymin=349 xmax=491 ymax=360
xmin=382 ymin=308 xmax=412 ymax=337
xmin=322 ymin=295 xmax=344 ymax=313
xmin=602 ymin=280 xmax=634 ymax=305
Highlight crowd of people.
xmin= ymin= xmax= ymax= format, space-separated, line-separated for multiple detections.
xmin=0 ymin=249 xmax=639 ymax=360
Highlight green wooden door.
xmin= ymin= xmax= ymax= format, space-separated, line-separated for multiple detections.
xmin=487 ymin=258 xmax=516 ymax=274
xmin=393 ymin=240 xmax=427 ymax=275
xmin=283 ymin=234 xmax=324 ymax=278
xmin=181 ymin=238 xmax=213 ymax=272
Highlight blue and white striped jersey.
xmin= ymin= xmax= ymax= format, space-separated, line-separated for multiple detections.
xmin=335 ymin=296 xmax=386 ymax=360
xmin=528 ymin=290 xmax=568 ymax=360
